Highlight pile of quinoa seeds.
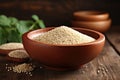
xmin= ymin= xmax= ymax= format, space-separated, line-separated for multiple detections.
xmin=8 ymin=50 xmax=29 ymax=59
xmin=33 ymin=26 xmax=95 ymax=45
xmin=6 ymin=63 xmax=35 ymax=76
xmin=0 ymin=43 xmax=35 ymax=76
xmin=0 ymin=43 xmax=23 ymax=50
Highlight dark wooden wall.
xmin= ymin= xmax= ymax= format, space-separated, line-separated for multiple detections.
xmin=0 ymin=0 xmax=120 ymax=26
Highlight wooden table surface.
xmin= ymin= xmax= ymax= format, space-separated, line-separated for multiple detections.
xmin=0 ymin=26 xmax=120 ymax=80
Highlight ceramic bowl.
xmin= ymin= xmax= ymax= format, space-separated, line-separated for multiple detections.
xmin=6 ymin=55 xmax=29 ymax=63
xmin=22 ymin=27 xmax=105 ymax=70
xmin=73 ymin=11 xmax=109 ymax=21
xmin=71 ymin=19 xmax=111 ymax=32
xmin=0 ymin=48 xmax=24 ymax=55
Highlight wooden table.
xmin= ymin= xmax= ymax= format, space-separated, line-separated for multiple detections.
xmin=0 ymin=26 xmax=120 ymax=80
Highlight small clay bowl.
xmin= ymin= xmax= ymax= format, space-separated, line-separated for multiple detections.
xmin=22 ymin=27 xmax=105 ymax=71
xmin=0 ymin=48 xmax=24 ymax=55
xmin=73 ymin=11 xmax=109 ymax=21
xmin=6 ymin=56 xmax=29 ymax=63
xmin=71 ymin=19 xmax=111 ymax=32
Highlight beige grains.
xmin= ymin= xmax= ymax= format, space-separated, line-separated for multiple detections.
xmin=3 ymin=43 xmax=33 ymax=76
xmin=97 ymin=64 xmax=108 ymax=75
xmin=0 ymin=43 xmax=23 ymax=50
xmin=6 ymin=63 xmax=35 ymax=76
xmin=33 ymin=26 xmax=95 ymax=45
xmin=8 ymin=50 xmax=29 ymax=58
xmin=13 ymin=63 xmax=34 ymax=73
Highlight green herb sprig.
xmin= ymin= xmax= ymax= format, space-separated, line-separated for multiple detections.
xmin=0 ymin=15 xmax=45 ymax=44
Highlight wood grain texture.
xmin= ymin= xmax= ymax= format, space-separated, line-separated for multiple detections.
xmin=0 ymin=40 xmax=120 ymax=80
xmin=106 ymin=26 xmax=120 ymax=55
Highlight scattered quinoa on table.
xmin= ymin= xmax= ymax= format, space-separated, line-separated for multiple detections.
xmin=13 ymin=63 xmax=34 ymax=73
xmin=33 ymin=26 xmax=95 ymax=45
xmin=6 ymin=63 xmax=35 ymax=76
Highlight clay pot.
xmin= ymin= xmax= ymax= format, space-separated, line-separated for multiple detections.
xmin=0 ymin=48 xmax=24 ymax=55
xmin=73 ymin=11 xmax=109 ymax=21
xmin=72 ymin=11 xmax=111 ymax=32
xmin=22 ymin=27 xmax=105 ymax=71
xmin=71 ymin=19 xmax=111 ymax=32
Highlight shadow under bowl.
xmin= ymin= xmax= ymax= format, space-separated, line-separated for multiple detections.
xmin=22 ymin=27 xmax=105 ymax=70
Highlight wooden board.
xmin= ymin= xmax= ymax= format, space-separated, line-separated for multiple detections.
xmin=106 ymin=26 xmax=120 ymax=55
xmin=0 ymin=40 xmax=120 ymax=80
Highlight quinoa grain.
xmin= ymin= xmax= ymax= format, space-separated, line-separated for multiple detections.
xmin=33 ymin=26 xmax=95 ymax=45
xmin=0 ymin=43 xmax=23 ymax=50
xmin=12 ymin=63 xmax=34 ymax=73
xmin=8 ymin=50 xmax=29 ymax=59
xmin=6 ymin=63 xmax=35 ymax=76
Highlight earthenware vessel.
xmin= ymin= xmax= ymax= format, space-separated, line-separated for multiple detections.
xmin=22 ymin=27 xmax=105 ymax=70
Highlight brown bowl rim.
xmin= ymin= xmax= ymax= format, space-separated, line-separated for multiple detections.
xmin=0 ymin=48 xmax=24 ymax=55
xmin=72 ymin=18 xmax=111 ymax=23
xmin=73 ymin=10 xmax=109 ymax=21
xmin=23 ymin=27 xmax=105 ymax=47
xmin=74 ymin=10 xmax=109 ymax=17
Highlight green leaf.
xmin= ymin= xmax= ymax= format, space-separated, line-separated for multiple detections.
xmin=32 ymin=15 xmax=45 ymax=28
xmin=0 ymin=14 xmax=46 ymax=44
xmin=32 ymin=15 xmax=39 ymax=21
xmin=7 ymin=29 xmax=21 ymax=42
xmin=16 ymin=20 xmax=34 ymax=35
xmin=28 ymin=22 xmax=37 ymax=30
xmin=9 ymin=17 xmax=18 ymax=26
xmin=0 ymin=15 xmax=11 ymax=27
xmin=0 ymin=27 xmax=7 ymax=44
xmin=37 ymin=20 xmax=45 ymax=28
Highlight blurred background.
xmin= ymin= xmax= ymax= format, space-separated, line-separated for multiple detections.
xmin=0 ymin=0 xmax=120 ymax=26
